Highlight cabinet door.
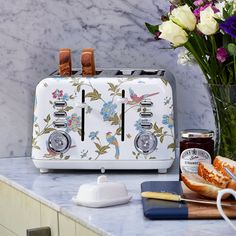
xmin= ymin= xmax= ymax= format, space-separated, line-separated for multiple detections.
xmin=40 ymin=204 xmax=59 ymax=236
xmin=0 ymin=181 xmax=41 ymax=236
xmin=76 ymin=223 xmax=99 ymax=236
xmin=59 ymin=213 xmax=76 ymax=236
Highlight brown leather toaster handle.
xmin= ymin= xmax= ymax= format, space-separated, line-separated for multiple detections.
xmin=81 ymin=48 xmax=96 ymax=77
xmin=59 ymin=48 xmax=72 ymax=76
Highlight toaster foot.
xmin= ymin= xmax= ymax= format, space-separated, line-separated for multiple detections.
xmin=40 ymin=168 xmax=50 ymax=174
xmin=100 ymin=167 xmax=106 ymax=174
xmin=158 ymin=168 xmax=167 ymax=174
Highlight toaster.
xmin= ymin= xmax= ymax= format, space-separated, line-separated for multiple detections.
xmin=32 ymin=50 xmax=177 ymax=173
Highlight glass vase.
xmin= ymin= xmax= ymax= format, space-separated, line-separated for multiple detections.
xmin=208 ymin=84 xmax=236 ymax=160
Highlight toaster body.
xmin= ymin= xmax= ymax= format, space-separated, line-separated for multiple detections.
xmin=32 ymin=69 xmax=177 ymax=173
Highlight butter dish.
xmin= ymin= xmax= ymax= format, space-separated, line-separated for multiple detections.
xmin=72 ymin=175 xmax=132 ymax=208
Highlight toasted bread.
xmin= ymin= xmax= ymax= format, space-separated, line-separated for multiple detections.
xmin=181 ymin=173 xmax=229 ymax=199
xmin=213 ymin=155 xmax=236 ymax=176
xmin=198 ymin=162 xmax=231 ymax=188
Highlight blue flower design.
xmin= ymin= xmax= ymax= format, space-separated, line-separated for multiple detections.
xmin=89 ymin=131 xmax=99 ymax=140
xmin=100 ymin=101 xmax=117 ymax=121
xmin=134 ymin=119 xmax=145 ymax=132
xmin=62 ymin=93 xmax=69 ymax=101
xmin=162 ymin=113 xmax=174 ymax=129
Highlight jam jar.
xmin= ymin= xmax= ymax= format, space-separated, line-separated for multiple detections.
xmin=180 ymin=129 xmax=214 ymax=174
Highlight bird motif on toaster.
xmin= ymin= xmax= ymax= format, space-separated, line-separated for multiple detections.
xmin=106 ymin=132 xmax=120 ymax=159
xmin=128 ymin=88 xmax=159 ymax=105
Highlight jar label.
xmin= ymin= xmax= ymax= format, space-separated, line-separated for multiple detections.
xmin=180 ymin=148 xmax=211 ymax=173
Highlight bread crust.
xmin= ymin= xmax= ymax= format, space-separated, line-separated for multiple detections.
xmin=181 ymin=173 xmax=229 ymax=199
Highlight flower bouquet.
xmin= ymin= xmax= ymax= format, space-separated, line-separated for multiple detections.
xmin=146 ymin=0 xmax=236 ymax=159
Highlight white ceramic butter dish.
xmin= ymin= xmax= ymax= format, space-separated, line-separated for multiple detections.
xmin=72 ymin=175 xmax=132 ymax=208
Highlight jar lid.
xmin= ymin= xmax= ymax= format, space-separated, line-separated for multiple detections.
xmin=181 ymin=129 xmax=214 ymax=138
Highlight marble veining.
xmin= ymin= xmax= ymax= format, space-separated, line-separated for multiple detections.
xmin=0 ymin=0 xmax=214 ymax=157
xmin=0 ymin=157 xmax=234 ymax=236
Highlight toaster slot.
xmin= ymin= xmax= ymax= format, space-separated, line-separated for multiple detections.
xmin=121 ymin=90 xmax=125 ymax=141
xmin=81 ymin=89 xmax=85 ymax=141
xmin=116 ymin=70 xmax=134 ymax=76
xmin=140 ymin=70 xmax=158 ymax=75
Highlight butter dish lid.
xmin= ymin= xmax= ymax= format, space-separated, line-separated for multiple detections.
xmin=72 ymin=175 xmax=132 ymax=208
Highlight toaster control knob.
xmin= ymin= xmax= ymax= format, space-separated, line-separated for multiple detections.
xmin=47 ymin=131 xmax=71 ymax=154
xmin=134 ymin=132 xmax=157 ymax=155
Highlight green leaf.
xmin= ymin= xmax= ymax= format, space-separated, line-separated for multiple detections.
xmin=116 ymin=92 xmax=122 ymax=97
xmin=108 ymin=83 xmax=118 ymax=92
xmin=109 ymin=113 xmax=120 ymax=125
xmin=44 ymin=128 xmax=56 ymax=134
xmin=160 ymin=135 xmax=164 ymax=143
xmin=64 ymin=156 xmax=70 ymax=160
xmin=33 ymin=145 xmax=41 ymax=150
xmin=77 ymin=129 xmax=82 ymax=136
xmin=132 ymin=151 xmax=136 ymax=155
xmin=64 ymin=106 xmax=73 ymax=112
xmin=94 ymin=143 xmax=110 ymax=155
xmin=85 ymin=89 xmax=101 ymax=101
xmin=116 ymin=128 xmax=121 ymax=135
xmin=161 ymin=79 xmax=168 ymax=86
xmin=227 ymin=43 xmax=236 ymax=56
xmin=153 ymin=123 xmax=163 ymax=135
xmin=44 ymin=114 xmax=51 ymax=123
xmin=149 ymin=156 xmax=156 ymax=159
xmin=49 ymin=100 xmax=53 ymax=105
xmin=145 ymin=22 xmax=159 ymax=35
xmin=167 ymin=143 xmax=176 ymax=150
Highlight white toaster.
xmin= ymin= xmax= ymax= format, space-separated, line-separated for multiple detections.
xmin=32 ymin=69 xmax=177 ymax=173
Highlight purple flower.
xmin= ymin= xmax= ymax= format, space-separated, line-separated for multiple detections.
xmin=216 ymin=47 xmax=228 ymax=63
xmin=193 ymin=0 xmax=204 ymax=6
xmin=220 ymin=15 xmax=236 ymax=39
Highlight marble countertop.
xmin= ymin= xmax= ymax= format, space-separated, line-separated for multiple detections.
xmin=0 ymin=157 xmax=234 ymax=236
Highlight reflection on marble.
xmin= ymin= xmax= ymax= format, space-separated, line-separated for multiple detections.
xmin=0 ymin=0 xmax=214 ymax=157
xmin=0 ymin=157 xmax=234 ymax=236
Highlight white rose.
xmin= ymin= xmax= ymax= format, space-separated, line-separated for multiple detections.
xmin=197 ymin=6 xmax=219 ymax=35
xmin=159 ymin=20 xmax=188 ymax=47
xmin=170 ymin=4 xmax=197 ymax=31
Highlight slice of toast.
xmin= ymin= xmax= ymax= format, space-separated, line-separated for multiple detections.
xmin=198 ymin=162 xmax=231 ymax=188
xmin=214 ymin=155 xmax=236 ymax=176
xmin=181 ymin=173 xmax=229 ymax=199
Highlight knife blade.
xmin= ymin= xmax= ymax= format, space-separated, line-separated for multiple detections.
xmin=224 ymin=167 xmax=236 ymax=181
xmin=141 ymin=191 xmax=233 ymax=207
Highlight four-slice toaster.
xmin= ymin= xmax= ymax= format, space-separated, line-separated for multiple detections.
xmin=32 ymin=50 xmax=177 ymax=173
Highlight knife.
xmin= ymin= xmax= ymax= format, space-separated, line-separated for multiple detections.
xmin=224 ymin=167 xmax=236 ymax=181
xmin=141 ymin=191 xmax=233 ymax=207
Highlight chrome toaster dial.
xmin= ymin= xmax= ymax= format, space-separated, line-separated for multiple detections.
xmin=47 ymin=131 xmax=71 ymax=154
xmin=134 ymin=131 xmax=157 ymax=154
